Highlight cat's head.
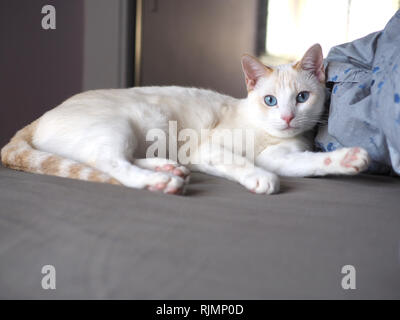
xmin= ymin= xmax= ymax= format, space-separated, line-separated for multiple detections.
xmin=241 ymin=44 xmax=326 ymax=138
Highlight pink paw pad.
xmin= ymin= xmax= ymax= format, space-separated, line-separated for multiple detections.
xmin=340 ymin=148 xmax=360 ymax=170
xmin=147 ymin=181 xmax=168 ymax=192
xmin=155 ymin=164 xmax=187 ymax=177
xmin=172 ymin=169 xmax=184 ymax=177
xmin=155 ymin=182 xmax=168 ymax=190
xmin=324 ymin=157 xmax=332 ymax=166
xmin=163 ymin=164 xmax=175 ymax=171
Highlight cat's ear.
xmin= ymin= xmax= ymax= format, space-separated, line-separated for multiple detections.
xmin=241 ymin=54 xmax=273 ymax=91
xmin=296 ymin=44 xmax=325 ymax=83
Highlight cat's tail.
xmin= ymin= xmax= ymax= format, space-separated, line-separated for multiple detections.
xmin=1 ymin=120 xmax=121 ymax=185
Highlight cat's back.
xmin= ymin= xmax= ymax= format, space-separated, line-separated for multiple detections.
xmin=61 ymin=85 xmax=238 ymax=130
xmin=54 ymin=85 xmax=236 ymax=113
xmin=126 ymin=85 xmax=237 ymax=110
xmin=34 ymin=86 xmax=239 ymax=145
xmin=129 ymin=86 xmax=239 ymax=131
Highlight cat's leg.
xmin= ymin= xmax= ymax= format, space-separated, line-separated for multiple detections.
xmin=256 ymin=141 xmax=370 ymax=177
xmin=190 ymin=143 xmax=280 ymax=194
xmin=34 ymin=113 xmax=186 ymax=194
xmin=133 ymin=158 xmax=190 ymax=180
xmin=93 ymin=157 xmax=186 ymax=194
xmin=83 ymin=128 xmax=186 ymax=194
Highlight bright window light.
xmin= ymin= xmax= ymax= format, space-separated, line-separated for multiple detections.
xmin=266 ymin=0 xmax=399 ymax=61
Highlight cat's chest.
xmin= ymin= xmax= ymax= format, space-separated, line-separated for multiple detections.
xmin=254 ymin=131 xmax=312 ymax=157
xmin=209 ymin=125 xmax=294 ymax=157
xmin=253 ymin=132 xmax=285 ymax=156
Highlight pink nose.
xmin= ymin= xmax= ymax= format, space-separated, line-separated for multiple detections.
xmin=281 ymin=114 xmax=294 ymax=125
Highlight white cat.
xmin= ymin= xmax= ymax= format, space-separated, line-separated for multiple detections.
xmin=1 ymin=44 xmax=370 ymax=195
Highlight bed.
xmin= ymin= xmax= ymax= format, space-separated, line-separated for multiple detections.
xmin=0 ymin=165 xmax=399 ymax=299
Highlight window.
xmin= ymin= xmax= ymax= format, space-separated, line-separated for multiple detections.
xmin=264 ymin=0 xmax=399 ymax=62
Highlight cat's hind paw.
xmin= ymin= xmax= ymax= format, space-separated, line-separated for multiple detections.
xmin=146 ymin=172 xmax=186 ymax=195
xmin=155 ymin=163 xmax=190 ymax=181
xmin=329 ymin=147 xmax=370 ymax=175
xmin=241 ymin=168 xmax=280 ymax=195
xmin=134 ymin=158 xmax=190 ymax=181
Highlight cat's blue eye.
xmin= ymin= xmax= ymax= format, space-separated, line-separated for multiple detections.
xmin=296 ymin=91 xmax=310 ymax=103
xmin=264 ymin=95 xmax=277 ymax=107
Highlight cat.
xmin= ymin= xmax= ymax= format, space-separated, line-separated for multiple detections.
xmin=1 ymin=44 xmax=370 ymax=195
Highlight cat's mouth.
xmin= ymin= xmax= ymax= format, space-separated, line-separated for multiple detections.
xmin=282 ymin=125 xmax=296 ymax=130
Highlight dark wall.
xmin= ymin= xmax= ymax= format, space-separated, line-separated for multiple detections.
xmin=0 ymin=0 xmax=84 ymax=146
xmin=141 ymin=0 xmax=259 ymax=98
xmin=0 ymin=0 xmax=261 ymax=147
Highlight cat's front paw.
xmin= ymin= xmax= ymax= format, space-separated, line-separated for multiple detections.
xmin=241 ymin=168 xmax=280 ymax=195
xmin=327 ymin=147 xmax=370 ymax=175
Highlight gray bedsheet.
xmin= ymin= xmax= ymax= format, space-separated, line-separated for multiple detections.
xmin=0 ymin=165 xmax=399 ymax=299
xmin=316 ymin=10 xmax=400 ymax=175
